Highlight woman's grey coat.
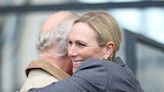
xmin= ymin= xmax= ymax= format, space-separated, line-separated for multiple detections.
xmin=28 ymin=57 xmax=143 ymax=92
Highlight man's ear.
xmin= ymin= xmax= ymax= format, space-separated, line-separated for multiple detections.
xmin=103 ymin=41 xmax=115 ymax=59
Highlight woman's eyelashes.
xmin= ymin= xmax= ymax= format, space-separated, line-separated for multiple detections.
xmin=68 ymin=41 xmax=72 ymax=46
xmin=68 ymin=40 xmax=87 ymax=47
xmin=76 ymin=41 xmax=87 ymax=47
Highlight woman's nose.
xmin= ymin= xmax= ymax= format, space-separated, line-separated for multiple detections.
xmin=68 ymin=45 xmax=78 ymax=57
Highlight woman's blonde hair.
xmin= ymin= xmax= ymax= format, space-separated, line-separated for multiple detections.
xmin=74 ymin=11 xmax=122 ymax=58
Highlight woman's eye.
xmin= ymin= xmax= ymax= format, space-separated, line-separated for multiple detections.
xmin=68 ymin=41 xmax=72 ymax=45
xmin=77 ymin=42 xmax=86 ymax=46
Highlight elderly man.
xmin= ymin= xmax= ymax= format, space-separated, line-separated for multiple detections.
xmin=20 ymin=11 xmax=78 ymax=92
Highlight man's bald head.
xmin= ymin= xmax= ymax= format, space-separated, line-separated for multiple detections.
xmin=41 ymin=11 xmax=77 ymax=33
xmin=36 ymin=11 xmax=78 ymax=57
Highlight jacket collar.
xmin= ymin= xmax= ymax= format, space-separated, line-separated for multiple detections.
xmin=25 ymin=60 xmax=70 ymax=80
xmin=112 ymin=57 xmax=126 ymax=67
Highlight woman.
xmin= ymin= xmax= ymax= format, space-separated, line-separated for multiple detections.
xmin=68 ymin=11 xmax=121 ymax=72
xmin=67 ymin=11 xmax=143 ymax=91
xmin=28 ymin=11 xmax=143 ymax=92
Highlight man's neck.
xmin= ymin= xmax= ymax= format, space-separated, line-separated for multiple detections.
xmin=40 ymin=55 xmax=64 ymax=68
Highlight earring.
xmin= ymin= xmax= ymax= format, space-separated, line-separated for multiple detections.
xmin=103 ymin=57 xmax=108 ymax=60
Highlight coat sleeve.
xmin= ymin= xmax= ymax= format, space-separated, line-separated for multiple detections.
xmin=28 ymin=58 xmax=107 ymax=92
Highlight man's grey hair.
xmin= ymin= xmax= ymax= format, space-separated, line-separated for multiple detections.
xmin=36 ymin=13 xmax=77 ymax=57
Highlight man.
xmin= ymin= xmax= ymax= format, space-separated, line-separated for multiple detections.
xmin=20 ymin=11 xmax=78 ymax=92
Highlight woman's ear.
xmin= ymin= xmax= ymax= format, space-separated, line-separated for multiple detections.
xmin=103 ymin=41 xmax=115 ymax=59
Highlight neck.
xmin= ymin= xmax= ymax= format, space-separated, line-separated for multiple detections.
xmin=39 ymin=53 xmax=73 ymax=75
xmin=40 ymin=55 xmax=64 ymax=67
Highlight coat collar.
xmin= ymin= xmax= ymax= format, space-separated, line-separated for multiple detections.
xmin=112 ymin=57 xmax=126 ymax=67
xmin=25 ymin=60 xmax=70 ymax=80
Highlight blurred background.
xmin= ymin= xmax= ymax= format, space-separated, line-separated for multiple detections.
xmin=0 ymin=0 xmax=164 ymax=92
